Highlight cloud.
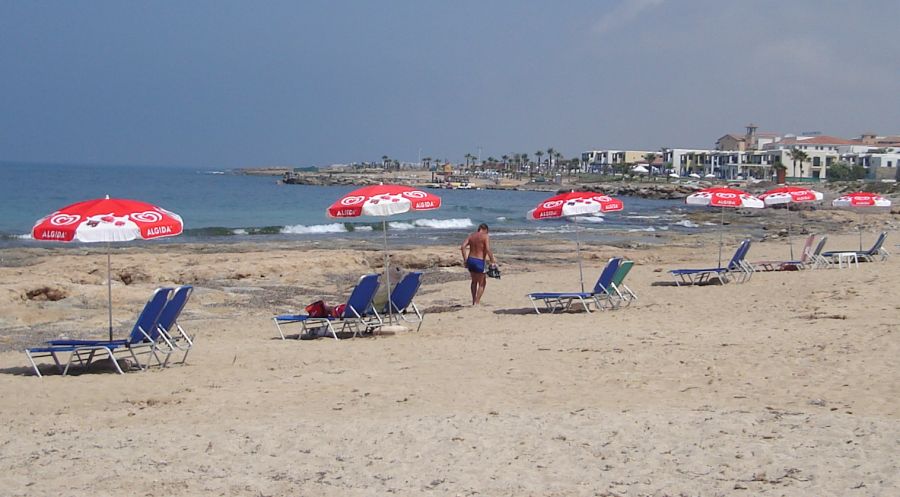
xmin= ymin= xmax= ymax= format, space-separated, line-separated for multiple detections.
xmin=593 ymin=0 xmax=666 ymax=34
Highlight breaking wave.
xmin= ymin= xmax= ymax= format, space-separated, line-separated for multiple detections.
xmin=281 ymin=223 xmax=348 ymax=234
xmin=389 ymin=218 xmax=474 ymax=231
xmin=673 ymin=220 xmax=699 ymax=228
xmin=572 ymin=216 xmax=605 ymax=224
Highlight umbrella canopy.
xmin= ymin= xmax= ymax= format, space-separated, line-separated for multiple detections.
xmin=758 ymin=186 xmax=824 ymax=206
xmin=832 ymin=191 xmax=892 ymax=250
xmin=327 ymin=184 xmax=442 ymax=325
xmin=685 ymin=187 xmax=764 ymax=209
xmin=832 ymin=191 xmax=891 ymax=208
xmin=32 ymin=197 xmax=183 ymax=242
xmin=688 ymin=173 xmax=701 ymax=179
xmin=759 ymin=186 xmax=824 ymax=259
xmin=327 ymin=184 xmax=441 ymax=218
xmin=528 ymin=191 xmax=624 ymax=292
xmin=31 ymin=196 xmax=184 ymax=340
xmin=632 ymin=165 xmax=649 ymax=174
xmin=527 ymin=191 xmax=623 ymax=220
xmin=685 ymin=187 xmax=763 ymax=266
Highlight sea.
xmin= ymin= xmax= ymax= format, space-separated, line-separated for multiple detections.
xmin=0 ymin=162 xmax=711 ymax=248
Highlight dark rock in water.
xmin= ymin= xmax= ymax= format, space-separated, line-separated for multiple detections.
xmin=563 ymin=183 xmax=701 ymax=200
xmin=282 ymin=173 xmax=380 ymax=186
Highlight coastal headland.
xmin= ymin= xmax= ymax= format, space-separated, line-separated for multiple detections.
xmin=239 ymin=167 xmax=900 ymax=201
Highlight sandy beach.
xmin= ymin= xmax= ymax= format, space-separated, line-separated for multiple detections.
xmin=0 ymin=219 xmax=898 ymax=496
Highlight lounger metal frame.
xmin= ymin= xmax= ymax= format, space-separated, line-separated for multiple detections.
xmin=25 ymin=287 xmax=173 ymax=377
xmin=669 ymin=240 xmax=753 ymax=286
xmin=822 ymin=232 xmax=890 ymax=264
xmin=527 ymin=258 xmax=622 ymax=314
xmin=753 ymin=234 xmax=816 ymax=272
xmin=155 ymin=285 xmax=194 ymax=367
xmin=273 ymin=274 xmax=382 ymax=340
xmin=385 ymin=272 xmax=425 ymax=332
xmin=609 ymin=260 xmax=637 ymax=307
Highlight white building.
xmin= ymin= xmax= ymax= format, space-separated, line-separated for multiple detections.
xmin=759 ymin=135 xmax=861 ymax=179
xmin=844 ymin=148 xmax=900 ymax=180
xmin=582 ymin=149 xmax=654 ymax=173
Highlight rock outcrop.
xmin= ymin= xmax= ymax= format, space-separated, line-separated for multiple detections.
xmin=562 ymin=183 xmax=703 ymax=200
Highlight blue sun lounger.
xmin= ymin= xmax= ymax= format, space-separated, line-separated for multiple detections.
xmin=753 ymin=234 xmax=815 ymax=272
xmin=273 ymin=273 xmax=381 ymax=340
xmin=669 ymin=240 xmax=752 ymax=286
xmin=822 ymin=231 xmax=889 ymax=262
xmin=608 ymin=260 xmax=637 ymax=307
xmin=383 ymin=271 xmax=425 ymax=332
xmin=527 ymin=257 xmax=622 ymax=314
xmin=155 ymin=285 xmax=194 ymax=367
xmin=25 ymin=287 xmax=173 ymax=377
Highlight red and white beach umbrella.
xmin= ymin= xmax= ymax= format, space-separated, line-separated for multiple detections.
xmin=759 ymin=186 xmax=824 ymax=259
xmin=527 ymin=191 xmax=623 ymax=220
xmin=327 ymin=184 xmax=441 ymax=218
xmin=832 ymin=191 xmax=891 ymax=208
xmin=32 ymin=196 xmax=184 ymax=340
xmin=758 ymin=186 xmax=824 ymax=206
xmin=832 ymin=191 xmax=892 ymax=250
xmin=327 ymin=184 xmax=442 ymax=324
xmin=528 ymin=191 xmax=624 ymax=292
xmin=685 ymin=187 xmax=763 ymax=266
xmin=685 ymin=187 xmax=764 ymax=209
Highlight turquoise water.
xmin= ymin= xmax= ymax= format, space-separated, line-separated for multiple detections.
xmin=0 ymin=162 xmax=697 ymax=246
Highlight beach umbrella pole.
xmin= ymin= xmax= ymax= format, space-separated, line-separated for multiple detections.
xmin=788 ymin=208 xmax=794 ymax=260
xmin=718 ymin=206 xmax=725 ymax=267
xmin=574 ymin=220 xmax=585 ymax=293
xmin=858 ymin=213 xmax=863 ymax=251
xmin=383 ymin=219 xmax=392 ymax=325
xmin=107 ymin=244 xmax=113 ymax=341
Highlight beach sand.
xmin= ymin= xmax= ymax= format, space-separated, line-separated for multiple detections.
xmin=0 ymin=227 xmax=898 ymax=496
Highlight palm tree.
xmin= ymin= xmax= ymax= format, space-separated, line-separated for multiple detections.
xmin=535 ymin=151 xmax=544 ymax=174
xmin=501 ymin=154 xmax=509 ymax=176
xmin=773 ymin=160 xmax=787 ymax=183
xmin=642 ymin=153 xmax=657 ymax=177
xmin=788 ymin=148 xmax=809 ymax=179
xmin=381 ymin=155 xmax=389 ymax=169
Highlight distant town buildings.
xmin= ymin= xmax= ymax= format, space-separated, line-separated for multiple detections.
xmin=315 ymin=124 xmax=898 ymax=183
xmin=582 ymin=123 xmax=900 ymax=182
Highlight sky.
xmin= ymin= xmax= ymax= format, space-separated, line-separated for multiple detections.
xmin=1 ymin=0 xmax=898 ymax=168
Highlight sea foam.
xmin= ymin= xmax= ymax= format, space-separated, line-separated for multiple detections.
xmin=389 ymin=218 xmax=474 ymax=230
xmin=673 ymin=220 xmax=699 ymax=228
xmin=281 ymin=223 xmax=348 ymax=234
xmin=572 ymin=215 xmax=604 ymax=224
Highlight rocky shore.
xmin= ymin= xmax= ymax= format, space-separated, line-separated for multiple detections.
xmin=273 ymin=170 xmax=703 ymax=200
xmin=565 ymin=182 xmax=703 ymax=200
xmin=247 ymin=167 xmax=899 ymax=203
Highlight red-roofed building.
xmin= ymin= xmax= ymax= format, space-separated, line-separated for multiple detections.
xmin=768 ymin=135 xmax=857 ymax=148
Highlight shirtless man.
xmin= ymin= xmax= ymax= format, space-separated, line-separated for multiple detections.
xmin=460 ymin=223 xmax=496 ymax=305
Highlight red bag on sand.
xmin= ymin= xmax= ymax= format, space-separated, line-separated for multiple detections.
xmin=331 ymin=304 xmax=346 ymax=318
xmin=305 ymin=300 xmax=328 ymax=318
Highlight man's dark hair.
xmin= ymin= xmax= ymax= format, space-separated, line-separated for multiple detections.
xmin=478 ymin=223 xmax=489 ymax=232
